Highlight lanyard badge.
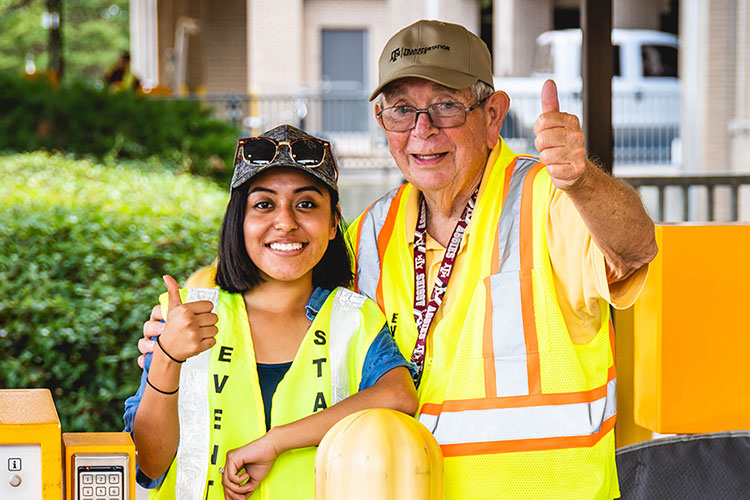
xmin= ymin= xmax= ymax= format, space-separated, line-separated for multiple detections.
xmin=410 ymin=185 xmax=479 ymax=386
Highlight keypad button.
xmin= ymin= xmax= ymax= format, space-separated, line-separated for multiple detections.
xmin=108 ymin=473 xmax=119 ymax=484
xmin=96 ymin=474 xmax=107 ymax=484
xmin=82 ymin=474 xmax=94 ymax=484
xmin=96 ymin=485 xmax=107 ymax=496
xmin=82 ymin=486 xmax=93 ymax=496
xmin=109 ymin=486 xmax=120 ymax=496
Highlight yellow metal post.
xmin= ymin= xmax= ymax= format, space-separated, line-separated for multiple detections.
xmin=316 ymin=409 xmax=443 ymax=500
xmin=613 ymin=306 xmax=653 ymax=448
xmin=0 ymin=388 xmax=62 ymax=499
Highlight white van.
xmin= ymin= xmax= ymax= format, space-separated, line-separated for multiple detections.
xmin=495 ymin=29 xmax=680 ymax=164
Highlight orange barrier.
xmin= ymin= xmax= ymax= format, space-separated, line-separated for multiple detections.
xmin=633 ymin=223 xmax=750 ymax=433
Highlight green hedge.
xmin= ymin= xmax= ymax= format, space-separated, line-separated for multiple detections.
xmin=0 ymin=153 xmax=228 ymax=432
xmin=0 ymin=71 xmax=239 ymax=184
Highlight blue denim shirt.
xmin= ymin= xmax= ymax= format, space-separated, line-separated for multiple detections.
xmin=122 ymin=287 xmax=415 ymax=489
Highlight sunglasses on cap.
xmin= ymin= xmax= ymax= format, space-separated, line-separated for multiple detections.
xmin=236 ymin=136 xmax=332 ymax=168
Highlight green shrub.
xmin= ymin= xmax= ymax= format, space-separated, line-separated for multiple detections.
xmin=0 ymin=71 xmax=239 ymax=184
xmin=0 ymin=152 xmax=228 ymax=432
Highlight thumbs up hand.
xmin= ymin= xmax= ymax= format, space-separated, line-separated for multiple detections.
xmin=157 ymin=275 xmax=218 ymax=363
xmin=533 ymin=79 xmax=590 ymax=192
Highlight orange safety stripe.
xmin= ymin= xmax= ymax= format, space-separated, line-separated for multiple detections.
xmin=375 ymin=184 xmax=407 ymax=310
xmin=483 ymin=275 xmax=498 ymax=399
xmin=519 ymin=162 xmax=546 ymax=395
xmin=501 ymin=157 xmax=517 ymax=203
xmin=438 ymin=414 xmax=616 ymax=457
xmin=608 ymin=320 xmax=617 ymax=380
xmin=351 ymin=198 xmax=378 ymax=294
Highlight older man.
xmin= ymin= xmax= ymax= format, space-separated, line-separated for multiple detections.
xmin=140 ymin=19 xmax=656 ymax=500
xmin=344 ymin=20 xmax=655 ymax=500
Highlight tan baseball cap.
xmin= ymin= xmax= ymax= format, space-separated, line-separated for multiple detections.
xmin=369 ymin=19 xmax=494 ymax=101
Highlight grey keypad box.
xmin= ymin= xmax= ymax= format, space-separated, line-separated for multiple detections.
xmin=73 ymin=453 xmax=129 ymax=500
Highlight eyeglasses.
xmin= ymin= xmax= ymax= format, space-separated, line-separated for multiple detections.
xmin=236 ymin=137 xmax=331 ymax=168
xmin=376 ymin=99 xmax=487 ymax=132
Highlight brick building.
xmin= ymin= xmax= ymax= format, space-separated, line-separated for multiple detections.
xmin=129 ymin=0 xmax=750 ymax=174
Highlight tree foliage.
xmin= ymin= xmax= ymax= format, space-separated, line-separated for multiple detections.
xmin=0 ymin=153 xmax=228 ymax=431
xmin=0 ymin=0 xmax=129 ymax=83
xmin=0 ymin=70 xmax=239 ymax=183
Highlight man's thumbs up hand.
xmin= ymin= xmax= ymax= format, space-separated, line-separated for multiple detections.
xmin=533 ymin=79 xmax=591 ymax=192
xmin=540 ymin=78 xmax=561 ymax=113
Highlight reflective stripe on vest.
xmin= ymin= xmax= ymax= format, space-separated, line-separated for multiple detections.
xmin=175 ymin=288 xmax=219 ymax=500
xmin=329 ymin=288 xmax=366 ymax=404
xmin=488 ymin=157 xmax=536 ymax=397
xmin=419 ymin=377 xmax=617 ymax=453
xmin=353 ymin=184 xmax=406 ymax=306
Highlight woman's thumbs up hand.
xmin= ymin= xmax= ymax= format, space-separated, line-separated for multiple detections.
xmin=157 ymin=275 xmax=219 ymax=362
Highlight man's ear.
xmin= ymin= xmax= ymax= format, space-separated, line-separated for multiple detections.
xmin=374 ymin=102 xmax=386 ymax=132
xmin=483 ymin=90 xmax=510 ymax=149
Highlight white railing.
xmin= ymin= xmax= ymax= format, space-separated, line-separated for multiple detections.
xmin=167 ymin=90 xmax=682 ymax=167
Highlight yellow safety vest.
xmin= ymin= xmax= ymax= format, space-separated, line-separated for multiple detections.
xmin=347 ymin=139 xmax=619 ymax=500
xmin=149 ymin=286 xmax=385 ymax=500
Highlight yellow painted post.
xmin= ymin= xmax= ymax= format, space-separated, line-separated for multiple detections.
xmin=633 ymin=223 xmax=750 ymax=432
xmin=0 ymin=388 xmax=62 ymax=499
xmin=613 ymin=306 xmax=654 ymax=448
xmin=315 ymin=409 xmax=443 ymax=500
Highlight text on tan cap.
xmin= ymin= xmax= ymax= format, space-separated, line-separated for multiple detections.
xmin=370 ymin=19 xmax=495 ymax=101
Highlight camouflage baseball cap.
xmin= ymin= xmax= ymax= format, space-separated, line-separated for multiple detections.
xmin=231 ymin=124 xmax=338 ymax=194
xmin=370 ymin=19 xmax=495 ymax=101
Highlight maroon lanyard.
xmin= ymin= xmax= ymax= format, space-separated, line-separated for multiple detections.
xmin=411 ymin=186 xmax=479 ymax=386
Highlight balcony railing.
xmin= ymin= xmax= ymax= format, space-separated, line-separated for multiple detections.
xmin=165 ymin=92 xmax=750 ymax=223
xmin=167 ymin=89 xmax=682 ymax=167
xmin=619 ymin=174 xmax=750 ymax=222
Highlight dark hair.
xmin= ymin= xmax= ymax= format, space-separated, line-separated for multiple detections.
xmin=214 ymin=177 xmax=353 ymax=293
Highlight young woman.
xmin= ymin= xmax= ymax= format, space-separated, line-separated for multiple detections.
xmin=123 ymin=125 xmax=418 ymax=500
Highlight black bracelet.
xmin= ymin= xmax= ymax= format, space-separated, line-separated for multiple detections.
xmin=156 ymin=336 xmax=185 ymax=364
xmin=146 ymin=377 xmax=178 ymax=395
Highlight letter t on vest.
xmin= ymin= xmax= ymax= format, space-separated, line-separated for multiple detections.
xmin=312 ymin=358 xmax=327 ymax=377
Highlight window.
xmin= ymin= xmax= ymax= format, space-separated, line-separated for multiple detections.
xmin=612 ymin=45 xmax=621 ymax=77
xmin=321 ymin=30 xmax=369 ymax=133
xmin=533 ymin=41 xmax=554 ymax=75
xmin=641 ymin=45 xmax=678 ymax=77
